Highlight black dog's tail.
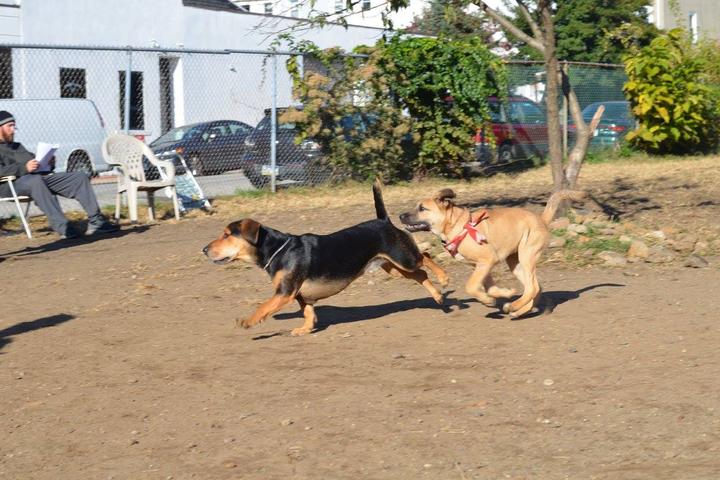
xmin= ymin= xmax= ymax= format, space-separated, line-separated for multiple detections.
xmin=373 ymin=178 xmax=389 ymax=221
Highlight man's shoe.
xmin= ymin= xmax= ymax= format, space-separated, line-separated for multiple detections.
xmin=86 ymin=220 xmax=120 ymax=235
xmin=61 ymin=225 xmax=81 ymax=240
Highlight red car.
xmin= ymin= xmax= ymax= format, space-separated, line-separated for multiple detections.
xmin=469 ymin=96 xmax=549 ymax=170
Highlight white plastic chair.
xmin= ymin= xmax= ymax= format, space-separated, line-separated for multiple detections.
xmin=101 ymin=134 xmax=180 ymax=223
xmin=0 ymin=175 xmax=33 ymax=238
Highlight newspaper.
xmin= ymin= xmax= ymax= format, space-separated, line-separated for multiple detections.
xmin=36 ymin=142 xmax=59 ymax=173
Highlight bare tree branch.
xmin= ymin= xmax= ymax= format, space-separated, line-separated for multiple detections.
xmin=474 ymin=1 xmax=545 ymax=53
xmin=515 ymin=0 xmax=543 ymax=43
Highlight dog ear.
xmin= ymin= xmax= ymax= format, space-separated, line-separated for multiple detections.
xmin=434 ymin=188 xmax=456 ymax=205
xmin=229 ymin=219 xmax=261 ymax=245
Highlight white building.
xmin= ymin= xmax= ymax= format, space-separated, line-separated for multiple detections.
xmin=0 ymin=0 xmax=397 ymax=141
xmin=649 ymin=0 xmax=720 ymax=42
xmin=230 ymin=0 xmax=426 ymax=29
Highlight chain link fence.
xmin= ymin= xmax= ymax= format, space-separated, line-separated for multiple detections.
xmin=0 ymin=44 xmax=629 ymax=220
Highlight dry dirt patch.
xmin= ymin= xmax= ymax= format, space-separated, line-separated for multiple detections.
xmin=1 ymin=157 xmax=719 ymax=479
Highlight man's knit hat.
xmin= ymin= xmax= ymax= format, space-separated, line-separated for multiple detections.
xmin=0 ymin=111 xmax=15 ymax=126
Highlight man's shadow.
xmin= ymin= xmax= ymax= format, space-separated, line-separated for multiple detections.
xmin=0 ymin=313 xmax=76 ymax=353
xmin=482 ymin=283 xmax=625 ymax=320
xmin=0 ymin=224 xmax=152 ymax=258
xmin=253 ymin=293 xmax=473 ymax=339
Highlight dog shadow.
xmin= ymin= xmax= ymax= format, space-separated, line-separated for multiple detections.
xmin=482 ymin=282 xmax=625 ymax=320
xmin=255 ymin=293 xmax=472 ymax=338
xmin=0 ymin=313 xmax=76 ymax=353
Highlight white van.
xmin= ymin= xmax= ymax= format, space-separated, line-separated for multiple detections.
xmin=0 ymin=98 xmax=109 ymax=175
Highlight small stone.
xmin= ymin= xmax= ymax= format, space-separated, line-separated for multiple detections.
xmin=223 ymin=461 xmax=237 ymax=469
xmin=619 ymin=235 xmax=633 ymax=243
xmin=549 ymin=217 xmax=570 ymax=230
xmin=392 ymin=353 xmax=406 ymax=359
xmin=565 ymin=230 xmax=579 ymax=239
xmin=598 ymin=250 xmax=627 ymax=266
xmin=684 ymin=254 xmax=709 ymax=268
xmin=341 ymin=332 xmax=352 ymax=338
xmin=548 ymin=236 xmax=566 ymax=248
xmin=568 ymin=347 xmax=578 ymax=353
xmin=627 ymin=240 xmax=649 ymax=259
xmin=543 ymin=379 xmax=554 ymax=386
xmin=568 ymin=223 xmax=588 ymax=234
xmin=423 ymin=464 xmax=433 ymax=469
xmin=647 ymin=230 xmax=666 ymax=240
xmin=280 ymin=419 xmax=294 ymax=426
xmin=130 ymin=439 xmax=139 ymax=446
xmin=646 ymin=245 xmax=676 ymax=264
xmin=187 ymin=443 xmax=197 ymax=449
xmin=15 ymin=372 xmax=24 ymax=380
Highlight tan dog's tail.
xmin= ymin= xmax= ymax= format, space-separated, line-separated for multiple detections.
xmin=541 ymin=190 xmax=586 ymax=225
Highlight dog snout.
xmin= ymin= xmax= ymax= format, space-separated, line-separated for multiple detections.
xmin=202 ymin=245 xmax=210 ymax=256
xmin=399 ymin=212 xmax=413 ymax=224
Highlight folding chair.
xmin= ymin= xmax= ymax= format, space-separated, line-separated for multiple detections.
xmin=0 ymin=175 xmax=33 ymax=238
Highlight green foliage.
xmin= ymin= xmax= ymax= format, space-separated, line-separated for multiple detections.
xmin=405 ymin=0 xmax=492 ymax=40
xmin=286 ymin=36 xmax=507 ymax=181
xmin=509 ymin=0 xmax=657 ymax=63
xmin=623 ymin=29 xmax=719 ymax=154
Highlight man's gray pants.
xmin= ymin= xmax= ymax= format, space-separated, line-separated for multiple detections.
xmin=1 ymin=172 xmax=103 ymax=235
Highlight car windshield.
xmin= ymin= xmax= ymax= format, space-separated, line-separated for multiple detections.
xmin=254 ymin=114 xmax=297 ymax=132
xmin=154 ymin=125 xmax=205 ymax=143
xmin=583 ymin=103 xmax=631 ymax=123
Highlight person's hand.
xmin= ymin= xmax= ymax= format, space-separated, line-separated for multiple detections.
xmin=25 ymin=159 xmax=40 ymax=173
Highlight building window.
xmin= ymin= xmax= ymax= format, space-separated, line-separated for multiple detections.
xmin=0 ymin=48 xmax=13 ymax=99
xmin=59 ymin=68 xmax=86 ymax=98
xmin=362 ymin=0 xmax=371 ymax=11
xmin=264 ymin=2 xmax=272 ymax=14
xmin=289 ymin=0 xmax=298 ymax=17
xmin=688 ymin=11 xmax=698 ymax=43
xmin=334 ymin=0 xmax=343 ymax=13
xmin=119 ymin=71 xmax=145 ymax=130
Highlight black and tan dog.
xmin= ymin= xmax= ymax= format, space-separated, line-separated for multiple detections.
xmin=400 ymin=188 xmax=585 ymax=318
xmin=203 ymin=180 xmax=449 ymax=336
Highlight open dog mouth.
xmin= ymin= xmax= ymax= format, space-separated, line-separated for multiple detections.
xmin=402 ymin=222 xmax=431 ymax=233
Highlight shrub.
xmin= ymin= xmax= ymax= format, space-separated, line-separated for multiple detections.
xmin=623 ymin=29 xmax=719 ymax=154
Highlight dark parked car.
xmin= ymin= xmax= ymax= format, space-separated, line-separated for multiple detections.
xmin=569 ymin=101 xmax=634 ymax=149
xmin=149 ymin=119 xmax=254 ymax=176
xmin=242 ymin=108 xmax=375 ymax=189
xmin=468 ymin=96 xmax=549 ymax=172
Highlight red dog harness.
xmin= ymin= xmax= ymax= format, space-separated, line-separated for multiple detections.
xmin=443 ymin=210 xmax=489 ymax=257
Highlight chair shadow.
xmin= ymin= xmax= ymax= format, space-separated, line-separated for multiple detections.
xmin=253 ymin=293 xmax=473 ymax=339
xmin=0 ymin=224 xmax=152 ymax=258
xmin=0 ymin=313 xmax=76 ymax=353
xmin=483 ymin=282 xmax=625 ymax=320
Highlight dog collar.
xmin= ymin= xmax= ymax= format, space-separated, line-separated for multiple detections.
xmin=263 ymin=238 xmax=291 ymax=271
xmin=443 ymin=210 xmax=489 ymax=257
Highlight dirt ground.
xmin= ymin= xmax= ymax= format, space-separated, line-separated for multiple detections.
xmin=1 ymin=159 xmax=719 ymax=479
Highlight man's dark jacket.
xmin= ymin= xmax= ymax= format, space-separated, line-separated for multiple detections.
xmin=0 ymin=142 xmax=34 ymax=177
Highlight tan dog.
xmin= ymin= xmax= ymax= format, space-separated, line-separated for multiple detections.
xmin=400 ymin=189 xmax=585 ymax=317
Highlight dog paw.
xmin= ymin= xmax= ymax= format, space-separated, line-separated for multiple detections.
xmin=439 ymin=277 xmax=450 ymax=289
xmin=239 ymin=318 xmax=254 ymax=329
xmin=501 ymin=302 xmax=512 ymax=314
xmin=290 ymin=327 xmax=312 ymax=336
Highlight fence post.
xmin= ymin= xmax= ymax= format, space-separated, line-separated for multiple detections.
xmin=124 ymin=47 xmax=132 ymax=134
xmin=270 ymin=52 xmax=278 ymax=193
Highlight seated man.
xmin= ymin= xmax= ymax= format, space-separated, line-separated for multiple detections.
xmin=0 ymin=110 xmax=118 ymax=239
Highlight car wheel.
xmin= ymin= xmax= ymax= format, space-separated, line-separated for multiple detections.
xmin=497 ymin=144 xmax=514 ymax=164
xmin=246 ymin=171 xmax=269 ymax=189
xmin=67 ymin=151 xmax=95 ymax=177
xmin=189 ymin=156 xmax=205 ymax=176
